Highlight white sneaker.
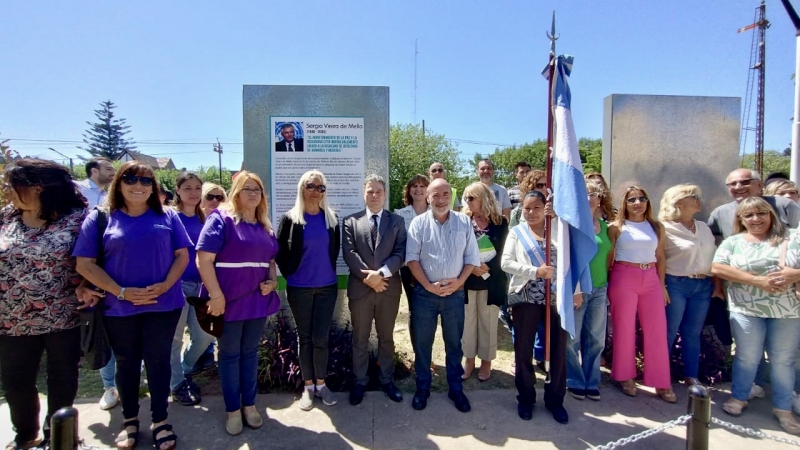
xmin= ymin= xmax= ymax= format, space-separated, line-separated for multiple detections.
xmin=748 ymin=384 xmax=766 ymax=400
xmin=793 ymin=392 xmax=800 ymax=416
xmin=99 ymin=387 xmax=119 ymax=410
xmin=298 ymin=387 xmax=314 ymax=411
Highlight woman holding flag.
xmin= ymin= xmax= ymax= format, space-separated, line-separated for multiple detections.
xmin=501 ymin=190 xmax=570 ymax=424
xmin=461 ymin=182 xmax=508 ymax=382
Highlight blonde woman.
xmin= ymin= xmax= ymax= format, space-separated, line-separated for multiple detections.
xmin=275 ymin=170 xmax=341 ymax=411
xmin=607 ymin=185 xmax=675 ymax=402
xmin=658 ymin=184 xmax=716 ymax=387
xmin=196 ymin=171 xmax=280 ymax=435
xmin=765 ymin=179 xmax=800 ymax=204
xmin=460 ymin=182 xmax=508 ymax=381
xmin=712 ymin=197 xmax=800 ymax=432
xmin=201 ymin=183 xmax=227 ymax=215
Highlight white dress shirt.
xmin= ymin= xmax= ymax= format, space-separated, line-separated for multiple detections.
xmin=74 ymin=178 xmax=107 ymax=209
xmin=366 ymin=208 xmax=392 ymax=278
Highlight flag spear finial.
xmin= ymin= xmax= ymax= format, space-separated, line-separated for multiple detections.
xmin=547 ymin=11 xmax=559 ymax=56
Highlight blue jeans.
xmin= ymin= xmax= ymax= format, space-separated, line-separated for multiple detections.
xmin=665 ymin=275 xmax=713 ymax=379
xmin=170 ymin=281 xmax=216 ymax=389
xmin=218 ymin=317 xmax=267 ymax=412
xmin=412 ymin=284 xmax=465 ymax=391
xmin=566 ymin=285 xmax=608 ymax=391
xmin=729 ymin=312 xmax=800 ymax=410
xmin=99 ymin=354 xmax=116 ymax=389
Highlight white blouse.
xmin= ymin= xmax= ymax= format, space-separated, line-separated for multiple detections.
xmin=663 ymin=220 xmax=716 ymax=276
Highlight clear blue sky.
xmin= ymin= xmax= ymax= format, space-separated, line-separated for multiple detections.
xmin=2 ymin=0 xmax=798 ymax=171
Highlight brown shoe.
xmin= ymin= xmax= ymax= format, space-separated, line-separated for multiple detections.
xmin=774 ymin=409 xmax=800 ymax=434
xmin=722 ymin=397 xmax=747 ymax=416
xmin=462 ymin=358 xmax=475 ymax=380
xmin=477 ymin=360 xmax=492 ymax=382
xmin=656 ymin=388 xmax=677 ymax=403
xmin=620 ymin=379 xmax=637 ymax=397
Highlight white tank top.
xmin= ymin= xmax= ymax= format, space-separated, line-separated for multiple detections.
xmin=615 ymin=220 xmax=658 ymax=263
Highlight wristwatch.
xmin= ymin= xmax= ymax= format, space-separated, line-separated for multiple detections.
xmin=117 ymin=287 xmax=126 ymax=300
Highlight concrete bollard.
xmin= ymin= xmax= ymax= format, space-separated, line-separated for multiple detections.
xmin=686 ymin=385 xmax=711 ymax=450
xmin=50 ymin=407 xmax=79 ymax=450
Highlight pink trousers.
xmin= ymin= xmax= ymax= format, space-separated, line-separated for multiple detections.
xmin=608 ymin=263 xmax=672 ymax=388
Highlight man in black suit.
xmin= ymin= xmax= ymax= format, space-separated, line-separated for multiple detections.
xmin=342 ymin=174 xmax=406 ymax=406
xmin=275 ymin=123 xmax=304 ymax=152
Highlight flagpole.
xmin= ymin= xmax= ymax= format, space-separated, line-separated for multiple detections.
xmin=544 ymin=11 xmax=558 ymax=383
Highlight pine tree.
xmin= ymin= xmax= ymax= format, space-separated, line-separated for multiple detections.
xmin=79 ymin=100 xmax=136 ymax=159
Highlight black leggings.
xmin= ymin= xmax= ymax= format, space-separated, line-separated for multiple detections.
xmin=0 ymin=327 xmax=81 ymax=443
xmin=104 ymin=309 xmax=181 ymax=423
xmin=286 ymin=284 xmax=338 ymax=382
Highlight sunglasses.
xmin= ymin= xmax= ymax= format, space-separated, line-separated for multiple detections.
xmin=685 ymin=194 xmax=700 ymax=200
xmin=305 ymin=182 xmax=327 ymax=193
xmin=535 ymin=183 xmax=546 ymax=189
xmin=627 ymin=196 xmax=648 ymax=204
xmin=430 ymin=168 xmax=444 ymax=173
xmin=741 ymin=211 xmax=769 ymax=220
xmin=121 ymin=174 xmax=154 ymax=186
xmin=464 ymin=196 xmax=476 ymax=202
xmin=205 ymin=194 xmax=224 ymax=202
xmin=726 ymin=178 xmax=754 ymax=188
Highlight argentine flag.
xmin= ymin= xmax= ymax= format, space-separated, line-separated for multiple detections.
xmin=543 ymin=55 xmax=597 ymax=338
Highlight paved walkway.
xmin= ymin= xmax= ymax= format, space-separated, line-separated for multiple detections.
xmin=2 ymin=383 xmax=798 ymax=449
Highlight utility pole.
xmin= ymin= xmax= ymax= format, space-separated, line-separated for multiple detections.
xmin=780 ymin=0 xmax=800 ymax=182
xmin=48 ymin=147 xmax=73 ymax=173
xmin=213 ymin=139 xmax=223 ymax=184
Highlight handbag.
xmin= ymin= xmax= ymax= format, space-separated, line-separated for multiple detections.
xmin=79 ymin=207 xmax=113 ymax=370
xmin=507 ymin=224 xmax=550 ymax=307
xmin=186 ymin=286 xmax=262 ymax=339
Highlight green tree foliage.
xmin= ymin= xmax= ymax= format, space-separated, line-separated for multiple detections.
xmin=79 ymin=100 xmax=137 ymax=159
xmin=389 ymin=123 xmax=464 ymax=210
xmin=741 ymin=150 xmax=791 ymax=176
xmin=469 ymin=137 xmax=603 ymax=187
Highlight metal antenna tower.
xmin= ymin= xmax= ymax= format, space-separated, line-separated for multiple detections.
xmin=739 ymin=0 xmax=770 ymax=177
xmin=414 ymin=39 xmax=418 ymax=124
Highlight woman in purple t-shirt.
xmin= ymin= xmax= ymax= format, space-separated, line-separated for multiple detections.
xmin=168 ymin=172 xmax=217 ymax=407
xmin=196 ymin=171 xmax=280 ymax=436
xmin=74 ymin=161 xmax=191 ymax=450
xmin=276 ymin=169 xmax=341 ymax=411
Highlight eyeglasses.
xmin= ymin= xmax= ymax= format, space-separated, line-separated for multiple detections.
xmin=587 ymin=192 xmax=600 ymax=199
xmin=205 ymin=194 xmax=225 ymax=202
xmin=627 ymin=196 xmax=648 ymax=204
xmin=535 ymin=183 xmax=546 ymax=189
xmin=121 ymin=174 xmax=154 ymax=186
xmin=726 ymin=178 xmax=754 ymax=188
xmin=430 ymin=168 xmax=444 ymax=174
xmin=305 ymin=182 xmax=327 ymax=193
xmin=242 ymin=188 xmax=262 ymax=196
xmin=741 ymin=211 xmax=769 ymax=220
xmin=464 ymin=196 xmax=476 ymax=202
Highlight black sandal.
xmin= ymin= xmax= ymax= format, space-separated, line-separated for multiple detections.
xmin=115 ymin=419 xmax=140 ymax=450
xmin=151 ymin=423 xmax=177 ymax=450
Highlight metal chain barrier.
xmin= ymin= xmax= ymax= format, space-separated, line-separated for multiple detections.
xmin=589 ymin=414 xmax=692 ymax=450
xmin=711 ymin=416 xmax=800 ymax=447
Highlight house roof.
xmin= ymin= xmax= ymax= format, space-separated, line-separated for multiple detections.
xmin=118 ymin=150 xmax=175 ymax=170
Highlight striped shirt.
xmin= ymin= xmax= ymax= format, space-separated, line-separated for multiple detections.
xmin=406 ymin=210 xmax=480 ymax=283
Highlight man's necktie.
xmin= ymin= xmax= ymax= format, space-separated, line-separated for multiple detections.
xmin=288 ymin=142 xmax=294 ymax=152
xmin=371 ymin=214 xmax=379 ymax=250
